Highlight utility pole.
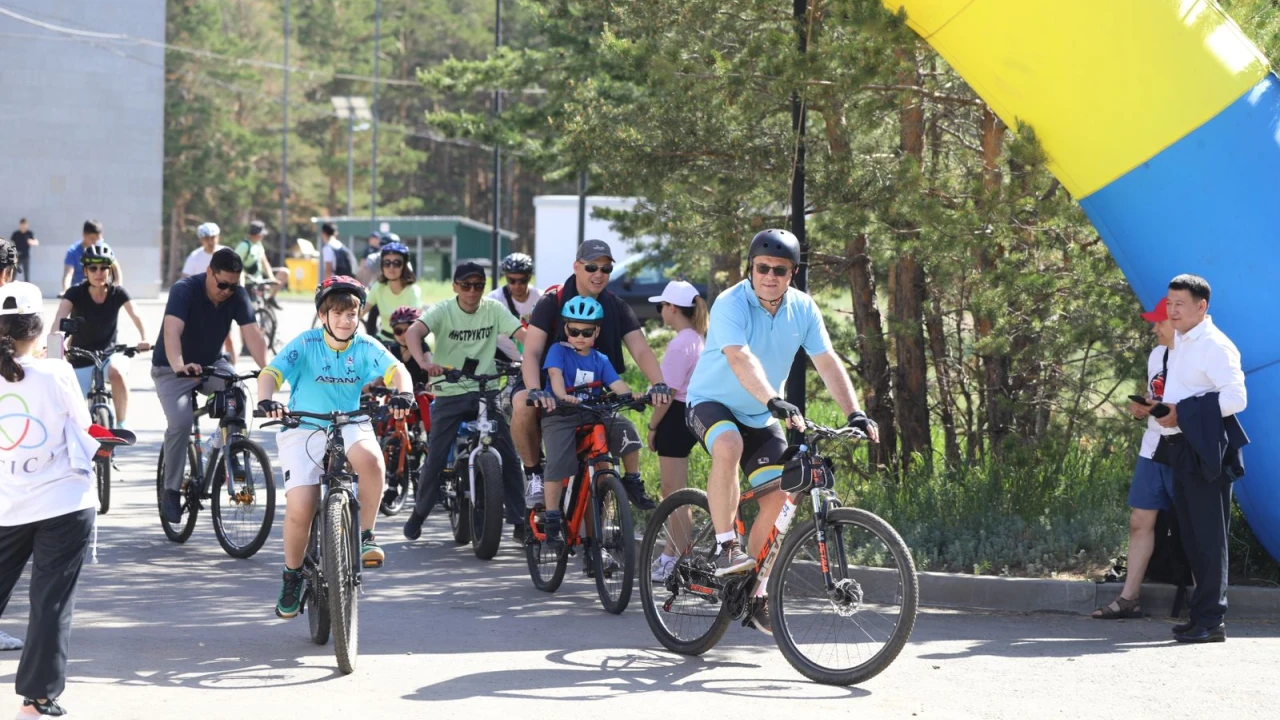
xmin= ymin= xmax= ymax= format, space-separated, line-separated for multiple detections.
xmin=784 ymin=0 xmax=809 ymax=427
xmin=576 ymin=170 xmax=588 ymax=245
xmin=490 ymin=0 xmax=503 ymax=288
xmin=280 ymin=0 xmax=290 ymax=264
xmin=371 ymin=0 xmax=381 ymax=227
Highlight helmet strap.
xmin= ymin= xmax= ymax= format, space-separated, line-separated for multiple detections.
xmin=321 ymin=319 xmax=356 ymax=347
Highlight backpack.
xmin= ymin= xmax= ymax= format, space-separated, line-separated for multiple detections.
xmin=332 ymin=242 xmax=356 ymax=277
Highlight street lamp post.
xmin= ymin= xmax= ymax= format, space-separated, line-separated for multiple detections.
xmin=330 ymin=96 xmax=372 ymax=217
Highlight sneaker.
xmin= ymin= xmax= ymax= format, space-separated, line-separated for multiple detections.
xmin=267 ymin=297 xmax=283 ymax=310
xmin=525 ymin=472 xmax=544 ymax=508
xmin=361 ymin=530 xmax=385 ymax=568
xmin=18 ymin=698 xmax=67 ymax=717
xmin=275 ymin=568 xmax=304 ymax=619
xmin=0 ymin=630 xmax=22 ymax=651
xmin=382 ymin=487 xmax=402 ymax=507
xmin=621 ymin=473 xmax=657 ymax=510
xmin=714 ymin=540 xmax=755 ymax=577
xmin=512 ymin=523 xmax=527 ymax=544
xmin=403 ymin=511 xmax=425 ymax=541
xmin=650 ymin=554 xmax=677 ymax=582
xmin=747 ymin=598 xmax=773 ymax=636
xmin=161 ymin=489 xmax=183 ymax=523
xmin=584 ymin=551 xmax=620 ymax=579
xmin=543 ymin=526 xmax=565 ymax=557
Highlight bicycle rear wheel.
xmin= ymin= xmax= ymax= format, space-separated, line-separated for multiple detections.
xmin=470 ymin=452 xmax=504 ymax=560
xmin=157 ymin=444 xmax=200 ymax=543
xmin=93 ymin=407 xmax=111 ymax=515
xmin=638 ymin=489 xmax=732 ymax=655
xmin=323 ymin=491 xmax=359 ymax=674
xmin=257 ymin=307 xmax=278 ymax=352
xmin=379 ymin=436 xmax=407 ymax=517
xmin=211 ymin=439 xmax=277 ymax=559
xmin=768 ymin=506 xmax=919 ymax=686
xmin=592 ymin=471 xmax=635 ymax=614
xmin=446 ymin=458 xmax=471 ymax=544
xmin=306 ymin=512 xmax=331 ymax=645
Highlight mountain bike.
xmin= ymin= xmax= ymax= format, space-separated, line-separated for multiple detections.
xmin=638 ymin=419 xmax=918 ymax=685
xmin=245 ymin=279 xmax=280 ymax=352
xmin=65 ymin=343 xmax=146 ymax=514
xmin=155 ymin=368 xmax=277 ymax=559
xmin=368 ymin=385 xmax=433 ymax=517
xmin=255 ymin=404 xmax=381 ymax=675
xmin=436 ymin=362 xmax=521 ymax=561
xmin=525 ymin=391 xmax=650 ymax=614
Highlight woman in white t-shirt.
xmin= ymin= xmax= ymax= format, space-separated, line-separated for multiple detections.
xmin=644 ymin=281 xmax=709 ymax=582
xmin=0 ymin=282 xmax=98 ymax=718
xmin=489 ymin=253 xmax=542 ymax=362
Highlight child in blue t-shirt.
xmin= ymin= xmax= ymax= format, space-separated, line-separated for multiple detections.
xmin=531 ymin=296 xmax=631 ymax=552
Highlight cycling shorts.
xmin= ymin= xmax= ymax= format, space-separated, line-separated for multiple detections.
xmin=686 ymin=401 xmax=786 ymax=487
xmin=275 ymin=422 xmax=376 ymax=494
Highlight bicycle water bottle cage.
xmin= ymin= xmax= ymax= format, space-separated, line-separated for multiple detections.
xmin=780 ymin=453 xmax=835 ymax=494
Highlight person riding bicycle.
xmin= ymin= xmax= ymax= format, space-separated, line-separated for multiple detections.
xmin=53 ymin=243 xmax=150 ymax=427
xmin=385 ymin=305 xmax=432 ymax=388
xmin=401 ymin=262 xmax=530 ymax=544
xmin=153 ymin=248 xmax=270 ymax=524
xmin=490 ymin=252 xmax=541 ymax=363
xmin=362 ymin=239 xmax=423 ymax=344
xmin=257 ymin=275 xmax=414 ymax=619
xmin=529 ymin=296 xmax=634 ymax=558
xmin=235 ymin=220 xmax=285 ymax=309
xmin=684 ymin=229 xmax=879 ymax=633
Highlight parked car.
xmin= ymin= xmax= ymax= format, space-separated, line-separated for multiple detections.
xmin=607 ymin=254 xmax=708 ymax=323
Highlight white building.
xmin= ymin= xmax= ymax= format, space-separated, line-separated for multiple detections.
xmin=532 ymin=196 xmax=656 ymax=283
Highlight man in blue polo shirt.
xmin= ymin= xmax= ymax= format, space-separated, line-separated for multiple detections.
xmin=61 ymin=220 xmax=123 ymax=295
xmin=684 ymin=229 xmax=880 ymax=633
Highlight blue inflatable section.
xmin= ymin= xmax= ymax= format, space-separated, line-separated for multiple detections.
xmin=1080 ymin=74 xmax=1280 ymax=562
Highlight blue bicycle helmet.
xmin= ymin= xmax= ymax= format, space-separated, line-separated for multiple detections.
xmin=380 ymin=241 xmax=410 ymax=259
xmin=561 ymin=296 xmax=605 ymax=324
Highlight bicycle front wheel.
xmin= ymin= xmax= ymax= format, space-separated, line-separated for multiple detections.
xmin=211 ymin=439 xmax=277 ymax=559
xmin=157 ymin=443 xmax=200 ymax=543
xmin=638 ymin=489 xmax=732 ymax=655
xmin=768 ymin=506 xmax=919 ymax=686
xmin=470 ymin=452 xmax=504 ymax=560
xmin=592 ymin=471 xmax=635 ymax=614
xmin=525 ymin=507 xmax=568 ymax=593
xmin=306 ymin=513 xmax=330 ymax=646
xmin=323 ymin=492 xmax=359 ymax=674
xmin=93 ymin=406 xmax=111 ymax=515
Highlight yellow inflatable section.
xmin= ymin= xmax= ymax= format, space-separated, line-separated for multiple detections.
xmin=883 ymin=0 xmax=1269 ymax=197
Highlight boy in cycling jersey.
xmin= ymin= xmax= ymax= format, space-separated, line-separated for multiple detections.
xmin=529 ymin=296 xmax=632 ymax=555
xmin=257 ymin=276 xmax=415 ymax=620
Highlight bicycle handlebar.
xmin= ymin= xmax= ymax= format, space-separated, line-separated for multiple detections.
xmin=802 ymin=419 xmax=866 ymax=442
xmin=527 ymin=391 xmax=654 ymax=415
xmin=176 ymin=367 xmax=260 ymax=382
xmin=433 ymin=363 xmax=521 ymax=387
xmin=253 ymin=406 xmax=378 ymax=430
xmin=65 ymin=344 xmax=148 ymax=363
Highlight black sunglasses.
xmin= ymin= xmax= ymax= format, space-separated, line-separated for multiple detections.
xmin=506 ymin=276 xmax=530 ymax=286
xmin=653 ymin=302 xmax=667 ymax=315
xmin=457 ymin=281 xmax=485 ymax=291
xmin=382 ymin=259 xmax=404 ymax=269
xmin=393 ymin=324 xmax=410 ymax=336
xmin=754 ymin=262 xmax=792 ymax=278
xmin=583 ymin=263 xmax=614 ymax=275
xmin=84 ymin=265 xmax=110 ymax=273
xmin=215 ymin=280 xmax=240 ymax=291
xmin=566 ymin=327 xmax=597 ymax=338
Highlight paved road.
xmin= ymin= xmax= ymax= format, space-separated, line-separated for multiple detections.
xmin=1 ymin=299 xmax=1278 ymax=719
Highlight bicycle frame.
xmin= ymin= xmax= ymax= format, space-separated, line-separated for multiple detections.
xmin=318 ymin=418 xmax=365 ymax=591
xmin=529 ymin=423 xmax=613 ymax=547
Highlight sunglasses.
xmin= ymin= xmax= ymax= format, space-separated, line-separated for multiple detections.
xmin=566 ymin=326 xmax=597 ymax=338
xmin=583 ymin=263 xmax=614 ymax=275
xmin=505 ymin=276 xmax=530 ymax=286
xmin=84 ymin=265 xmax=110 ymax=274
xmin=457 ymin=281 xmax=485 ymax=291
xmin=215 ymin=279 xmax=240 ymax=291
xmin=382 ymin=259 xmax=404 ymax=268
xmin=754 ymin=262 xmax=792 ymax=278
xmin=393 ymin=324 xmax=410 ymax=336
xmin=653 ymin=302 xmax=668 ymax=315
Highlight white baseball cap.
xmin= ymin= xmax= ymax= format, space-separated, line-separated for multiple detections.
xmin=648 ymin=280 xmax=700 ymax=308
xmin=0 ymin=282 xmax=43 ymax=315
xmin=197 ymin=222 xmax=221 ymax=239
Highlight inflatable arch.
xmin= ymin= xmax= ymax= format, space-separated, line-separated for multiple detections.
xmin=885 ymin=0 xmax=1280 ymax=561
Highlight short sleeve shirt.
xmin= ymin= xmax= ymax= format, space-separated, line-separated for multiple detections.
xmin=64 ymin=283 xmax=131 ymax=367
xmin=420 ymin=297 xmax=522 ymax=396
xmin=264 ymin=329 xmax=398 ymax=431
xmin=543 ymin=343 xmax=620 ymax=398
xmin=366 ymin=281 xmax=425 ymax=337
xmin=152 ymin=275 xmax=255 ymax=368
xmin=10 ymin=229 xmax=34 ymax=253
xmin=182 ymin=247 xmax=215 ymax=276
xmin=528 ymin=276 xmax=640 ymax=376
xmin=235 ymin=240 xmax=269 ymax=280
xmin=686 ymin=280 xmax=833 ymax=427
xmin=488 ymin=285 xmax=543 ymax=361
xmin=660 ymin=328 xmax=705 ymax=402
xmin=64 ymin=242 xmax=102 ymax=285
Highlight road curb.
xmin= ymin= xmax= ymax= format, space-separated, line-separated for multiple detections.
xmin=920 ymin=571 xmax=1280 ymax=619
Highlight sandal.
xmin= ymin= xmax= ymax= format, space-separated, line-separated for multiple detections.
xmin=1092 ymin=595 xmax=1142 ymax=619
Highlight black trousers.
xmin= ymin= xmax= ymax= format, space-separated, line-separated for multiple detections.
xmin=0 ymin=508 xmax=94 ymax=700
xmin=16 ymin=252 xmax=29 ymax=279
xmin=1168 ymin=438 xmax=1232 ymax=628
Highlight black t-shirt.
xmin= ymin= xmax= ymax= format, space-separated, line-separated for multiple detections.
xmin=153 ymin=275 xmax=255 ymax=368
xmin=64 ymin=283 xmax=131 ymax=368
xmin=528 ymin=275 xmax=641 ymax=376
xmin=389 ymin=340 xmax=432 ymax=389
xmin=9 ymin=229 xmax=34 ymax=254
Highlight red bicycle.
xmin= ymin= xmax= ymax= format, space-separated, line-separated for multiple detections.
xmin=368 ymin=385 xmax=433 ymax=517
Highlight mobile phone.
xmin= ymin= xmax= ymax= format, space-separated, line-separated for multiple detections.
xmin=59 ymin=317 xmax=81 ymax=334
xmin=1127 ymin=394 xmax=1153 ymax=406
xmin=1149 ymin=403 xmax=1171 ymax=419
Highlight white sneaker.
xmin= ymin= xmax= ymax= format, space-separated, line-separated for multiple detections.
xmin=650 ymin=553 xmax=677 ymax=582
xmin=524 ymin=473 xmax=544 ymax=507
xmin=0 ymin=630 xmax=22 ymax=651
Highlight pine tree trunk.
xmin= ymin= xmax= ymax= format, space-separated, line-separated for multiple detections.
xmin=846 ymin=233 xmax=895 ymax=467
xmin=978 ymin=105 xmax=1012 ymax=452
xmin=924 ymin=275 xmax=961 ymax=468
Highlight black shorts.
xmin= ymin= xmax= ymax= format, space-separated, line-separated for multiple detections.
xmin=654 ymin=400 xmax=698 ymax=459
xmin=686 ymin=401 xmax=786 ymax=487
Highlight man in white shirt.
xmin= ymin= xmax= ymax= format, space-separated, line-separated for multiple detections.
xmin=181 ymin=222 xmax=222 ymax=277
xmin=1149 ymin=274 xmax=1247 ymax=643
xmin=488 ymin=252 xmax=541 ymax=362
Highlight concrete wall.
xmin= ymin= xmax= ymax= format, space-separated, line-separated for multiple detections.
xmin=0 ymin=1 xmax=166 ymax=298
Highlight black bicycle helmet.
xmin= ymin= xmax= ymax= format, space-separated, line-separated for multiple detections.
xmin=501 ymin=252 xmax=534 ymax=275
xmin=82 ymin=243 xmax=116 ymax=265
xmin=314 ymin=275 xmax=367 ymax=309
xmin=0 ymin=239 xmax=15 ymax=270
xmin=747 ymin=229 xmax=801 ymax=266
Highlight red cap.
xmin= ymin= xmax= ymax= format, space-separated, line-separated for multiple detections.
xmin=1141 ymin=298 xmax=1168 ymax=323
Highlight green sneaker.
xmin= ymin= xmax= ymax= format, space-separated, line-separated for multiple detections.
xmin=361 ymin=529 xmax=385 ymax=568
xmin=275 ymin=568 xmax=303 ymax=619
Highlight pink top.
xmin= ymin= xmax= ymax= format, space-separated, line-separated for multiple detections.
xmin=660 ymin=328 xmax=705 ymax=402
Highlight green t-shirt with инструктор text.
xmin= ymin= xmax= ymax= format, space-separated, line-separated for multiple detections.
xmin=419 ymin=297 xmax=521 ymax=396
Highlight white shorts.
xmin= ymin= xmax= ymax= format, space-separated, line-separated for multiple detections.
xmin=275 ymin=422 xmax=377 ymax=494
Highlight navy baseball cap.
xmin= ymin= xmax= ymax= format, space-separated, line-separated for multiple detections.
xmin=576 ymin=239 xmax=614 ymax=262
xmin=453 ymin=262 xmax=486 ymax=283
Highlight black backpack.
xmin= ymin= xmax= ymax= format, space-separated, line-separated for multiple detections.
xmin=332 ymin=243 xmax=357 ymax=277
